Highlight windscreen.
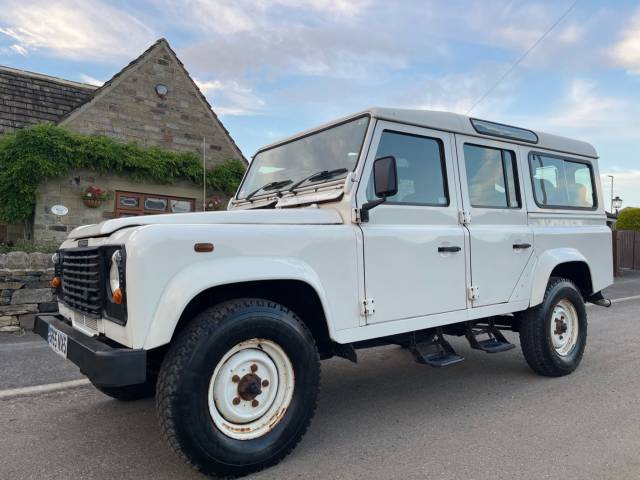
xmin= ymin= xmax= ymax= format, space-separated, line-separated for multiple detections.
xmin=237 ymin=116 xmax=370 ymax=199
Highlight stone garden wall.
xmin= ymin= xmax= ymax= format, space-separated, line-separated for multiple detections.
xmin=0 ymin=252 xmax=55 ymax=332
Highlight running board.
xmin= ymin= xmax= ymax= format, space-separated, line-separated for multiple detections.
xmin=409 ymin=328 xmax=464 ymax=367
xmin=465 ymin=320 xmax=515 ymax=353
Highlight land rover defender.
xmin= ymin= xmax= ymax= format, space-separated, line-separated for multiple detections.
xmin=35 ymin=108 xmax=613 ymax=477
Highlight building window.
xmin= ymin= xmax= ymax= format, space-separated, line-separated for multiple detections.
xmin=463 ymin=144 xmax=521 ymax=209
xmin=529 ymin=153 xmax=596 ymax=209
xmin=115 ymin=191 xmax=195 ymax=217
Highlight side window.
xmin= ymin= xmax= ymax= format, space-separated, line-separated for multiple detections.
xmin=529 ymin=153 xmax=595 ymax=209
xmin=367 ymin=130 xmax=448 ymax=206
xmin=463 ymin=144 xmax=520 ymax=208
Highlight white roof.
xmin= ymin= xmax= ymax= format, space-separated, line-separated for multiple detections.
xmin=258 ymin=107 xmax=598 ymax=159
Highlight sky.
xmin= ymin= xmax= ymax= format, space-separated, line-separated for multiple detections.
xmin=1 ymin=0 xmax=640 ymax=208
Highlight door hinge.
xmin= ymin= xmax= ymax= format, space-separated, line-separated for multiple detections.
xmin=458 ymin=210 xmax=471 ymax=225
xmin=361 ymin=298 xmax=375 ymax=316
xmin=468 ymin=286 xmax=480 ymax=301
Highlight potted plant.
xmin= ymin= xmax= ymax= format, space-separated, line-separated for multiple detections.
xmin=82 ymin=186 xmax=112 ymax=208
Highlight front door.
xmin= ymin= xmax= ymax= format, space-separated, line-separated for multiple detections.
xmin=357 ymin=121 xmax=468 ymax=325
xmin=454 ymin=135 xmax=534 ymax=307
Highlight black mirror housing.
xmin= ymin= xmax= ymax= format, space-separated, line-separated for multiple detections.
xmin=373 ymin=155 xmax=398 ymax=198
xmin=360 ymin=156 xmax=398 ymax=222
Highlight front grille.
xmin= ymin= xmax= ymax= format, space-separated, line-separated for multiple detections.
xmin=59 ymin=249 xmax=104 ymax=316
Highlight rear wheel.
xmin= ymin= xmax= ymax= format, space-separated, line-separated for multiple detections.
xmin=519 ymin=277 xmax=587 ymax=377
xmin=156 ymin=298 xmax=320 ymax=478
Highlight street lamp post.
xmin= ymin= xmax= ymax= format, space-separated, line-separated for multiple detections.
xmin=608 ymin=175 xmax=614 ymax=213
xmin=613 ymin=196 xmax=623 ymax=215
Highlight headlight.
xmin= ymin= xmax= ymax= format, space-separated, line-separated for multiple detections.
xmin=51 ymin=252 xmax=60 ymax=265
xmin=109 ymin=250 xmax=122 ymax=293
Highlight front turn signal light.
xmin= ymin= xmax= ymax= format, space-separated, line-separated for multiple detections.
xmin=50 ymin=277 xmax=61 ymax=289
xmin=112 ymin=288 xmax=123 ymax=305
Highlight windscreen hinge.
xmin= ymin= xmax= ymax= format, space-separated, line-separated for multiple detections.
xmin=352 ymin=208 xmax=363 ymax=224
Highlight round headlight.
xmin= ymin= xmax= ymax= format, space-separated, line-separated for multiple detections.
xmin=109 ymin=251 xmax=122 ymax=293
xmin=52 ymin=252 xmax=59 ymax=264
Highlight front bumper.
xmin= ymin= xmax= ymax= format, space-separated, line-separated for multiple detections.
xmin=34 ymin=315 xmax=146 ymax=387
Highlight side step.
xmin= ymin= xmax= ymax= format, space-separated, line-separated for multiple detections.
xmin=465 ymin=319 xmax=515 ymax=353
xmin=410 ymin=328 xmax=464 ymax=367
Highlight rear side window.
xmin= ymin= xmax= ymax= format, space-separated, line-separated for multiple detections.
xmin=529 ymin=153 xmax=596 ymax=209
xmin=463 ymin=144 xmax=521 ymax=208
xmin=367 ymin=130 xmax=449 ymax=206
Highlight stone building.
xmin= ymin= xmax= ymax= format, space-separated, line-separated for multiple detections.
xmin=0 ymin=38 xmax=245 ymax=243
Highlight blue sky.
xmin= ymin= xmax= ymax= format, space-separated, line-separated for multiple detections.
xmin=1 ymin=0 xmax=640 ymax=208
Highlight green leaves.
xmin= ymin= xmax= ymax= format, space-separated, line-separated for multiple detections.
xmin=616 ymin=208 xmax=640 ymax=231
xmin=0 ymin=124 xmax=246 ymax=223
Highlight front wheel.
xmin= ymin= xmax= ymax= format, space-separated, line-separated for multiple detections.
xmin=519 ymin=278 xmax=587 ymax=377
xmin=156 ymin=298 xmax=320 ymax=478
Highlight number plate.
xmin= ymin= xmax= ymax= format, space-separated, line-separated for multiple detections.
xmin=47 ymin=325 xmax=68 ymax=358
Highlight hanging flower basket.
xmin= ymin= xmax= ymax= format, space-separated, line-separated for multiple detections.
xmin=81 ymin=186 xmax=112 ymax=208
xmin=82 ymin=197 xmax=103 ymax=208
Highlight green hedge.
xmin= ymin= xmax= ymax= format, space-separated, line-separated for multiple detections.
xmin=0 ymin=124 xmax=246 ymax=223
xmin=616 ymin=207 xmax=640 ymax=231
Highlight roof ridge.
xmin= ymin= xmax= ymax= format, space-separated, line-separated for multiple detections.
xmin=0 ymin=65 xmax=98 ymax=90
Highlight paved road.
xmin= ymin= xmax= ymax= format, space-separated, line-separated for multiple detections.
xmin=1 ymin=297 xmax=639 ymax=479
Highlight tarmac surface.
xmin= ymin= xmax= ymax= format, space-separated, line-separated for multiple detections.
xmin=0 ymin=273 xmax=638 ymax=479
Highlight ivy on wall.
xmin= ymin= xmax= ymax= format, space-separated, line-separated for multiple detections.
xmin=0 ymin=124 xmax=246 ymax=223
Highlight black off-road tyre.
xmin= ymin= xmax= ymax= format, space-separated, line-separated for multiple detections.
xmin=156 ymin=298 xmax=321 ymax=478
xmin=519 ymin=277 xmax=587 ymax=377
xmin=93 ymin=376 xmax=157 ymax=401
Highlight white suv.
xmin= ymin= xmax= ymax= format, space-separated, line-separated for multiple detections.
xmin=36 ymin=108 xmax=613 ymax=477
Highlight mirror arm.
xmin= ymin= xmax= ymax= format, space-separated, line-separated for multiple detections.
xmin=360 ymin=197 xmax=386 ymax=222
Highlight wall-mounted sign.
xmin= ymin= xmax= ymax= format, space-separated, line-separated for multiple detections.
xmin=51 ymin=205 xmax=69 ymax=216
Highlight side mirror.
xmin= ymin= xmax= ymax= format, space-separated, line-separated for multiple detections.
xmin=360 ymin=155 xmax=398 ymax=222
xmin=372 ymin=155 xmax=398 ymax=198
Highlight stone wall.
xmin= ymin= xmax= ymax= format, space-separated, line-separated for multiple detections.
xmin=60 ymin=40 xmax=244 ymax=168
xmin=0 ymin=252 xmax=55 ymax=332
xmin=33 ymin=169 xmax=206 ymax=244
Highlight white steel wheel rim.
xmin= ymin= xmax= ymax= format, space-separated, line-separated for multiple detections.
xmin=550 ymin=299 xmax=579 ymax=356
xmin=208 ymin=339 xmax=295 ymax=440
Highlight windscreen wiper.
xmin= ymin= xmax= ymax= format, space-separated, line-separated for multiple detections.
xmin=245 ymin=179 xmax=293 ymax=201
xmin=287 ymin=168 xmax=349 ymax=193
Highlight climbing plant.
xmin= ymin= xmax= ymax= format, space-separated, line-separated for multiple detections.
xmin=0 ymin=124 xmax=246 ymax=223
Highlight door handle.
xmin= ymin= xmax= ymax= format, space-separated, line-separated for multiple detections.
xmin=438 ymin=246 xmax=461 ymax=253
xmin=513 ymin=243 xmax=531 ymax=249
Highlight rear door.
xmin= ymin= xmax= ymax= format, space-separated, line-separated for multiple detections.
xmin=357 ymin=121 xmax=468 ymax=324
xmin=455 ymin=136 xmax=534 ymax=307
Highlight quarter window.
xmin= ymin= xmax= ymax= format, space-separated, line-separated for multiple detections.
xmin=529 ymin=153 xmax=595 ymax=209
xmin=367 ymin=131 xmax=448 ymax=206
xmin=463 ymin=144 xmax=520 ymax=208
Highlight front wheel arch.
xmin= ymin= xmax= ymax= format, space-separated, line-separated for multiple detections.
xmin=173 ymin=280 xmax=334 ymax=358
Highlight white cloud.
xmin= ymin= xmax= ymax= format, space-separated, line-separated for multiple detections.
xmin=611 ymin=9 xmax=640 ymax=74
xmin=9 ymin=43 xmax=27 ymax=55
xmin=0 ymin=0 xmax=156 ymax=62
xmin=195 ymin=78 xmax=265 ymax=116
xmin=79 ymin=74 xmax=104 ymax=86
xmin=600 ymin=170 xmax=640 ymax=208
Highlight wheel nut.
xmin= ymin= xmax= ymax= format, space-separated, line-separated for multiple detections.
xmin=250 ymin=364 xmax=258 ymax=372
xmin=262 ymin=379 xmax=269 ymax=387
xmin=232 ymin=397 xmax=241 ymax=405
xmin=232 ymin=375 xmax=240 ymax=383
xmin=252 ymin=399 xmax=259 ymax=407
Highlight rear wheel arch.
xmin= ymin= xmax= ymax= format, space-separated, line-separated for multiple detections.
xmin=173 ymin=280 xmax=334 ymax=358
xmin=549 ymin=261 xmax=593 ymax=299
